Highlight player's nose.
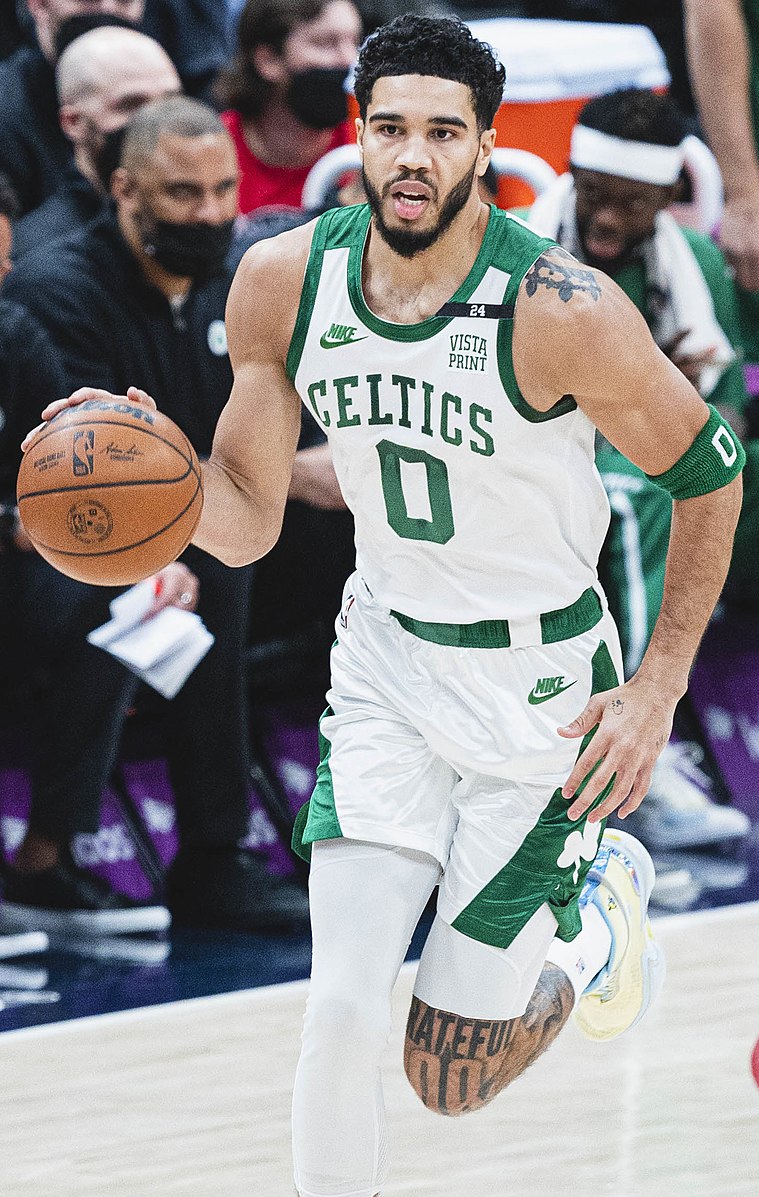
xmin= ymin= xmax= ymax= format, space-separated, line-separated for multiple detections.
xmin=395 ymin=134 xmax=433 ymax=174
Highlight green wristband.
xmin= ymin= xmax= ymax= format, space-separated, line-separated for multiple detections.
xmin=646 ymin=404 xmax=745 ymax=500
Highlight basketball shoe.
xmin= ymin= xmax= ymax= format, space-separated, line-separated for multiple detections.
xmin=0 ymin=848 xmax=170 ymax=936
xmin=574 ymin=828 xmax=665 ymax=1042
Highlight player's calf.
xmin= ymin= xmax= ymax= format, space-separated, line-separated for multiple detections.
xmin=403 ymin=965 xmax=574 ymax=1117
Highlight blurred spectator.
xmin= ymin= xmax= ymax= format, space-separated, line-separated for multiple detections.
xmin=524 ymin=87 xmax=751 ymax=851
xmin=0 ymin=2 xmax=145 ymax=215
xmin=0 ymin=2 xmax=26 ymax=59
xmin=142 ymin=0 xmax=233 ymax=102
xmin=0 ymin=166 xmax=176 ymax=934
xmin=217 ymin=0 xmax=363 ymax=215
xmin=0 ymin=171 xmax=65 ymax=678
xmin=684 ymin=0 xmax=759 ymax=603
xmin=3 ymin=97 xmax=310 ymax=935
xmin=13 ymin=26 xmax=181 ymax=258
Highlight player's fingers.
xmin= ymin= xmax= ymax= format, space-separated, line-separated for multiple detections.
xmin=40 ymin=388 xmax=127 ymax=421
xmin=557 ymin=694 xmax=604 ymax=742
xmin=566 ymin=758 xmax=620 ymax=821
xmin=617 ymin=770 xmax=652 ymax=820
xmin=126 ymin=386 xmax=158 ymax=410
xmin=20 ymin=422 xmax=46 ymax=452
xmin=585 ymin=768 xmax=637 ymax=823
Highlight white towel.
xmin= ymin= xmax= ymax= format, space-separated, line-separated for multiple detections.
xmin=527 ymin=174 xmax=735 ymax=398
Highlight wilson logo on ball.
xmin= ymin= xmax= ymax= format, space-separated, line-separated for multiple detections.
xmin=72 ymin=429 xmax=95 ymax=476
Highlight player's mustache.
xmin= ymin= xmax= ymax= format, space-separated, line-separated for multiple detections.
xmin=381 ymin=171 xmax=437 ymax=200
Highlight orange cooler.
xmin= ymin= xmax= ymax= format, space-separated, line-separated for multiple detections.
xmin=469 ymin=18 xmax=670 ymax=206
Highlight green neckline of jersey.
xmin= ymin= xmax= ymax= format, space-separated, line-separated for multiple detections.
xmin=345 ymin=203 xmax=500 ymax=342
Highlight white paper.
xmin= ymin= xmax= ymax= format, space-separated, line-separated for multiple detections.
xmin=87 ymin=583 xmax=215 ymax=699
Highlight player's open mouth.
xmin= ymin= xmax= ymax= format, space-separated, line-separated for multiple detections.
xmin=390 ymin=183 xmax=431 ymax=220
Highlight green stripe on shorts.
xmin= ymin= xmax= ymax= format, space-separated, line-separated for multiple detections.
xmin=451 ymin=640 xmax=619 ymax=950
xmin=291 ymin=707 xmax=343 ymax=862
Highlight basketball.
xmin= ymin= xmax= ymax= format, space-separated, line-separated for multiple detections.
xmin=17 ymin=399 xmax=203 ymax=585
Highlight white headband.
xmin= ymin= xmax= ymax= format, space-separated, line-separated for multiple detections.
xmin=570 ymin=125 xmax=685 ymax=186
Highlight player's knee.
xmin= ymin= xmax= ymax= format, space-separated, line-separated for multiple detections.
xmin=306 ymin=986 xmax=392 ymax=1063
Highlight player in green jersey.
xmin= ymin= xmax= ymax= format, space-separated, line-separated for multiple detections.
xmin=26 ymin=16 xmax=744 ymax=1197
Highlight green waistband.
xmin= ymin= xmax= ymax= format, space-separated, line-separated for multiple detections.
xmin=390 ymin=587 xmax=603 ymax=649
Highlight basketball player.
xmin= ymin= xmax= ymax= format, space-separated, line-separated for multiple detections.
xmin=28 ymin=16 xmax=745 ymax=1197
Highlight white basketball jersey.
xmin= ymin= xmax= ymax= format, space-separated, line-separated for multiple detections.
xmin=287 ymin=204 xmax=610 ymax=625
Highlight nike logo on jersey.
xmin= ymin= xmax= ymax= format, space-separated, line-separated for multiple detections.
xmin=527 ymin=676 xmax=577 ymax=705
xmin=319 ymin=323 xmax=368 ymax=349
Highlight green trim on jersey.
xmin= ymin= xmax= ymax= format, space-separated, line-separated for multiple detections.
xmin=286 ymin=214 xmax=332 ymax=381
xmin=345 ymin=205 xmax=502 ymax=342
xmin=292 ymin=706 xmax=343 ymax=862
xmin=451 ymin=638 xmax=619 ymax=950
xmin=495 ymin=219 xmax=578 ymax=422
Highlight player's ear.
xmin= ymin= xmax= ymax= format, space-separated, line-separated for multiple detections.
xmin=355 ymin=118 xmax=365 ymax=156
xmin=476 ymin=127 xmax=496 ymax=175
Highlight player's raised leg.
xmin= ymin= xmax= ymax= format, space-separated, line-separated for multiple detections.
xmin=403 ymin=829 xmax=664 ymax=1116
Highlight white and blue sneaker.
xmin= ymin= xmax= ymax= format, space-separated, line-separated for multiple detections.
xmin=575 ymin=828 xmax=665 ymax=1042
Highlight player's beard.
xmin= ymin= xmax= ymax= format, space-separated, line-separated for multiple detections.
xmin=363 ymin=156 xmax=479 ymax=259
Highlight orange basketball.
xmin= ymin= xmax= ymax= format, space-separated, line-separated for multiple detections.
xmin=17 ymin=400 xmax=203 ymax=585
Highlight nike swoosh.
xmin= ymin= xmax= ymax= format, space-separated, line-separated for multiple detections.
xmin=527 ymin=681 xmax=577 ymax=705
xmin=319 ymin=334 xmax=368 ymax=349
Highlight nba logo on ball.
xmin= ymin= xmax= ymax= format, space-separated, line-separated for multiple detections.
xmin=72 ymin=429 xmax=95 ymax=476
xmin=207 ymin=319 xmax=227 ymax=356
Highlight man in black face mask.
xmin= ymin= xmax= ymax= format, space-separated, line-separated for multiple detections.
xmin=0 ymin=0 xmax=146 ymax=216
xmin=217 ymin=0 xmax=363 ymax=216
xmin=13 ymin=25 xmax=180 ymax=260
xmin=3 ymin=95 xmax=311 ymax=936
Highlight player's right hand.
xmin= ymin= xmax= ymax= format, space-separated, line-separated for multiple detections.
xmin=21 ymin=386 xmax=157 ymax=452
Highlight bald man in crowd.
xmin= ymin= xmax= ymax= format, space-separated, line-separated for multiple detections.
xmin=0 ymin=1 xmax=146 ymax=215
xmin=13 ymin=25 xmax=180 ymax=258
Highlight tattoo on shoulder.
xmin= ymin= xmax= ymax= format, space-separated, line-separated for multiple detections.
xmin=524 ymin=249 xmax=602 ymax=304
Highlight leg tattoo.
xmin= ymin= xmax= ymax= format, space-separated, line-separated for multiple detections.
xmin=403 ymin=963 xmax=574 ymax=1116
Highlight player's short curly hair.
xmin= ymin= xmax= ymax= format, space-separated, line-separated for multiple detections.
xmin=353 ymin=14 xmax=505 ymax=133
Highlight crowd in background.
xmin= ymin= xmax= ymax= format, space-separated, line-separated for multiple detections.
xmin=0 ymin=0 xmax=756 ymax=946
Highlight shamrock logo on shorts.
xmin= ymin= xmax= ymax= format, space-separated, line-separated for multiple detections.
xmin=557 ymin=820 xmax=602 ymax=883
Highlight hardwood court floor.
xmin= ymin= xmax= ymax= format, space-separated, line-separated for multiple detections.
xmin=1 ymin=903 xmax=757 ymax=1197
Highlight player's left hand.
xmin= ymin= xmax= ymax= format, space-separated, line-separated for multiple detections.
xmin=557 ymin=676 xmax=675 ymax=823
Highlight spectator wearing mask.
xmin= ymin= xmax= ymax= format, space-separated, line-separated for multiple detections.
xmin=217 ymin=0 xmax=363 ymax=216
xmin=524 ymin=88 xmax=751 ymax=852
xmin=13 ymin=26 xmax=180 ymax=258
xmin=3 ymin=96 xmax=310 ymax=935
xmin=0 ymin=166 xmax=196 ymax=937
xmin=0 ymin=1 xmax=145 ymax=216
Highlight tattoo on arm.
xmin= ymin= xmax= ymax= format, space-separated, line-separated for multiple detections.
xmin=525 ymin=250 xmax=602 ymax=304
